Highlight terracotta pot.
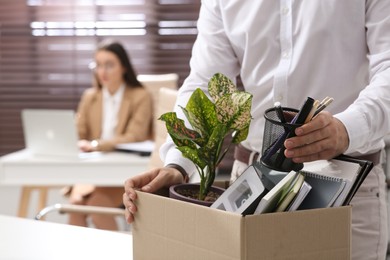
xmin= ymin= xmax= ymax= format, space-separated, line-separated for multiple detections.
xmin=169 ymin=183 xmax=225 ymax=207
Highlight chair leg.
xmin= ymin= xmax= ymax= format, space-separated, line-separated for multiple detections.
xmin=18 ymin=186 xmax=34 ymax=218
xmin=37 ymin=187 xmax=49 ymax=220
xmin=18 ymin=186 xmax=49 ymax=219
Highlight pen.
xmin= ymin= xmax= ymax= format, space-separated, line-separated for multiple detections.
xmin=274 ymin=102 xmax=286 ymax=123
xmin=291 ymin=96 xmax=315 ymax=126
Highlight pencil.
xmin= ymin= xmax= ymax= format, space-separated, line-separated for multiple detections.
xmin=313 ymin=97 xmax=334 ymax=117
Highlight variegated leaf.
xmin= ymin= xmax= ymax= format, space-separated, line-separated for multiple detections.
xmin=232 ymin=125 xmax=249 ymax=143
xmin=208 ymin=73 xmax=237 ymax=102
xmin=215 ymin=92 xmax=252 ymax=130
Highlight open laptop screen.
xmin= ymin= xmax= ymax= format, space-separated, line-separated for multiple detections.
xmin=21 ymin=109 xmax=80 ymax=157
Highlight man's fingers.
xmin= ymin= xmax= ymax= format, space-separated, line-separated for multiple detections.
xmin=123 ymin=192 xmax=137 ymax=224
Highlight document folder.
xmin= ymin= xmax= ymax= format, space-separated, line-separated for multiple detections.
xmin=335 ymin=154 xmax=374 ymax=205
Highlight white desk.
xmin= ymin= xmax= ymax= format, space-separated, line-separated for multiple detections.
xmin=0 ymin=149 xmax=150 ymax=186
xmin=0 ymin=214 xmax=133 ymax=260
xmin=0 ymin=149 xmax=150 ymax=217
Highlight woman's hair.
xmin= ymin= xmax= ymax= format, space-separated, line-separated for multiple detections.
xmin=93 ymin=39 xmax=143 ymax=89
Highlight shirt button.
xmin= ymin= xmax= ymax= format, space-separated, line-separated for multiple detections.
xmin=282 ymin=7 xmax=289 ymax=15
xmin=282 ymin=51 xmax=290 ymax=59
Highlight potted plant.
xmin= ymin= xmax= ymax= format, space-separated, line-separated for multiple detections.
xmin=159 ymin=73 xmax=253 ymax=205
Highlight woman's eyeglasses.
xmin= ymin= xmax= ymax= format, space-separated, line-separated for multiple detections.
xmin=89 ymin=61 xmax=117 ymax=72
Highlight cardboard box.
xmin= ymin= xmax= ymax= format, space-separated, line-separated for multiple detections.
xmin=132 ymin=191 xmax=351 ymax=260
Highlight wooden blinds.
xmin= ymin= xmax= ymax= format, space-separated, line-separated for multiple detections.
xmin=0 ymin=0 xmax=201 ymax=155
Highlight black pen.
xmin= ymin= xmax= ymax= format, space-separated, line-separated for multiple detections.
xmin=291 ymin=97 xmax=315 ymax=126
xmin=274 ymin=101 xmax=286 ymax=123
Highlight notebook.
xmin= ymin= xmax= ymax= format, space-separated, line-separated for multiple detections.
xmin=302 ymin=155 xmax=373 ymax=206
xmin=297 ymin=170 xmax=346 ymax=210
xmin=302 ymin=158 xmax=360 ymax=207
xmin=253 ymin=170 xmax=298 ymax=214
xmin=275 ymin=172 xmax=306 ymax=212
xmin=287 ymin=181 xmax=312 ymax=211
xmin=115 ymin=140 xmax=155 ymax=156
xmin=21 ymin=109 xmax=100 ymax=159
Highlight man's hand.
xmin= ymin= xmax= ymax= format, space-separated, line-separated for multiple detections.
xmin=123 ymin=167 xmax=184 ymax=224
xmin=283 ymin=111 xmax=349 ymax=163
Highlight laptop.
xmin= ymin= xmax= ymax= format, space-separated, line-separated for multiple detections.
xmin=21 ymin=109 xmax=100 ymax=158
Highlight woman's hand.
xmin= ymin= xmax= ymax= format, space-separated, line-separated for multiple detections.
xmin=283 ymin=111 xmax=349 ymax=163
xmin=123 ymin=167 xmax=184 ymax=224
xmin=78 ymin=139 xmax=95 ymax=152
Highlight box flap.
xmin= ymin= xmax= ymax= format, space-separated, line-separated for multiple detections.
xmin=133 ymin=191 xmax=244 ymax=260
xmin=243 ymin=206 xmax=351 ymax=260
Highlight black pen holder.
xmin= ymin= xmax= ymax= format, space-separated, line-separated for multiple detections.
xmin=260 ymin=107 xmax=304 ymax=172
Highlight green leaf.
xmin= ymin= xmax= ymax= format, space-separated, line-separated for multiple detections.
xmin=165 ymin=124 xmax=197 ymax=148
xmin=159 ymin=112 xmax=201 ymax=148
xmin=208 ymin=73 xmax=237 ymax=102
xmin=204 ymin=124 xmax=228 ymax=161
xmin=177 ymin=146 xmax=207 ymax=169
xmin=184 ymin=88 xmax=218 ymax=138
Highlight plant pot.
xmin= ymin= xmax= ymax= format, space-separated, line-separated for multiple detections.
xmin=169 ymin=183 xmax=226 ymax=207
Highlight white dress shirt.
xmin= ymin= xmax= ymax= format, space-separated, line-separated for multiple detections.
xmin=161 ymin=0 xmax=390 ymax=176
xmin=101 ymin=84 xmax=125 ymax=140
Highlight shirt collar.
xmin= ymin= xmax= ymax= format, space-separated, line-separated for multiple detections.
xmin=102 ymin=83 xmax=126 ymax=103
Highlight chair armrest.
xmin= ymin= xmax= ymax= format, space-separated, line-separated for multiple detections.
xmin=35 ymin=204 xmax=125 ymax=220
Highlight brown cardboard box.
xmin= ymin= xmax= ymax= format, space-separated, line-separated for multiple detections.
xmin=132 ymin=191 xmax=351 ymax=260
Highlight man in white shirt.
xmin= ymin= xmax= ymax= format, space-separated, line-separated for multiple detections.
xmin=124 ymin=1 xmax=390 ymax=259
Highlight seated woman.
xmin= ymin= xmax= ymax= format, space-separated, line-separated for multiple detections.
xmin=66 ymin=39 xmax=153 ymax=230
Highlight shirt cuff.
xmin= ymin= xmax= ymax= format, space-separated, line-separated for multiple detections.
xmin=165 ymin=163 xmax=189 ymax=183
xmin=334 ymin=108 xmax=368 ymax=154
xmin=163 ymin=148 xmax=196 ymax=179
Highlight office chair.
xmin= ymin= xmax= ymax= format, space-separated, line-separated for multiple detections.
xmin=137 ymin=73 xmax=179 ymax=151
xmin=35 ymin=87 xmax=179 ymax=226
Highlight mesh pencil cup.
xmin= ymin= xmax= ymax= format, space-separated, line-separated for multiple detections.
xmin=260 ymin=107 xmax=304 ymax=172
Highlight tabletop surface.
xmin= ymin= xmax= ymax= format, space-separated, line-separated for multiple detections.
xmin=0 ymin=149 xmax=150 ymax=186
xmin=0 ymin=214 xmax=133 ymax=260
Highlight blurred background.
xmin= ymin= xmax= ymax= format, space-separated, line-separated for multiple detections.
xmin=0 ymin=0 xmax=201 ymax=221
xmin=0 ymin=0 xmax=201 ymax=156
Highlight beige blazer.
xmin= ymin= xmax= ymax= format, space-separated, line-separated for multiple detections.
xmin=76 ymin=85 xmax=153 ymax=151
xmin=66 ymin=86 xmax=153 ymax=201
